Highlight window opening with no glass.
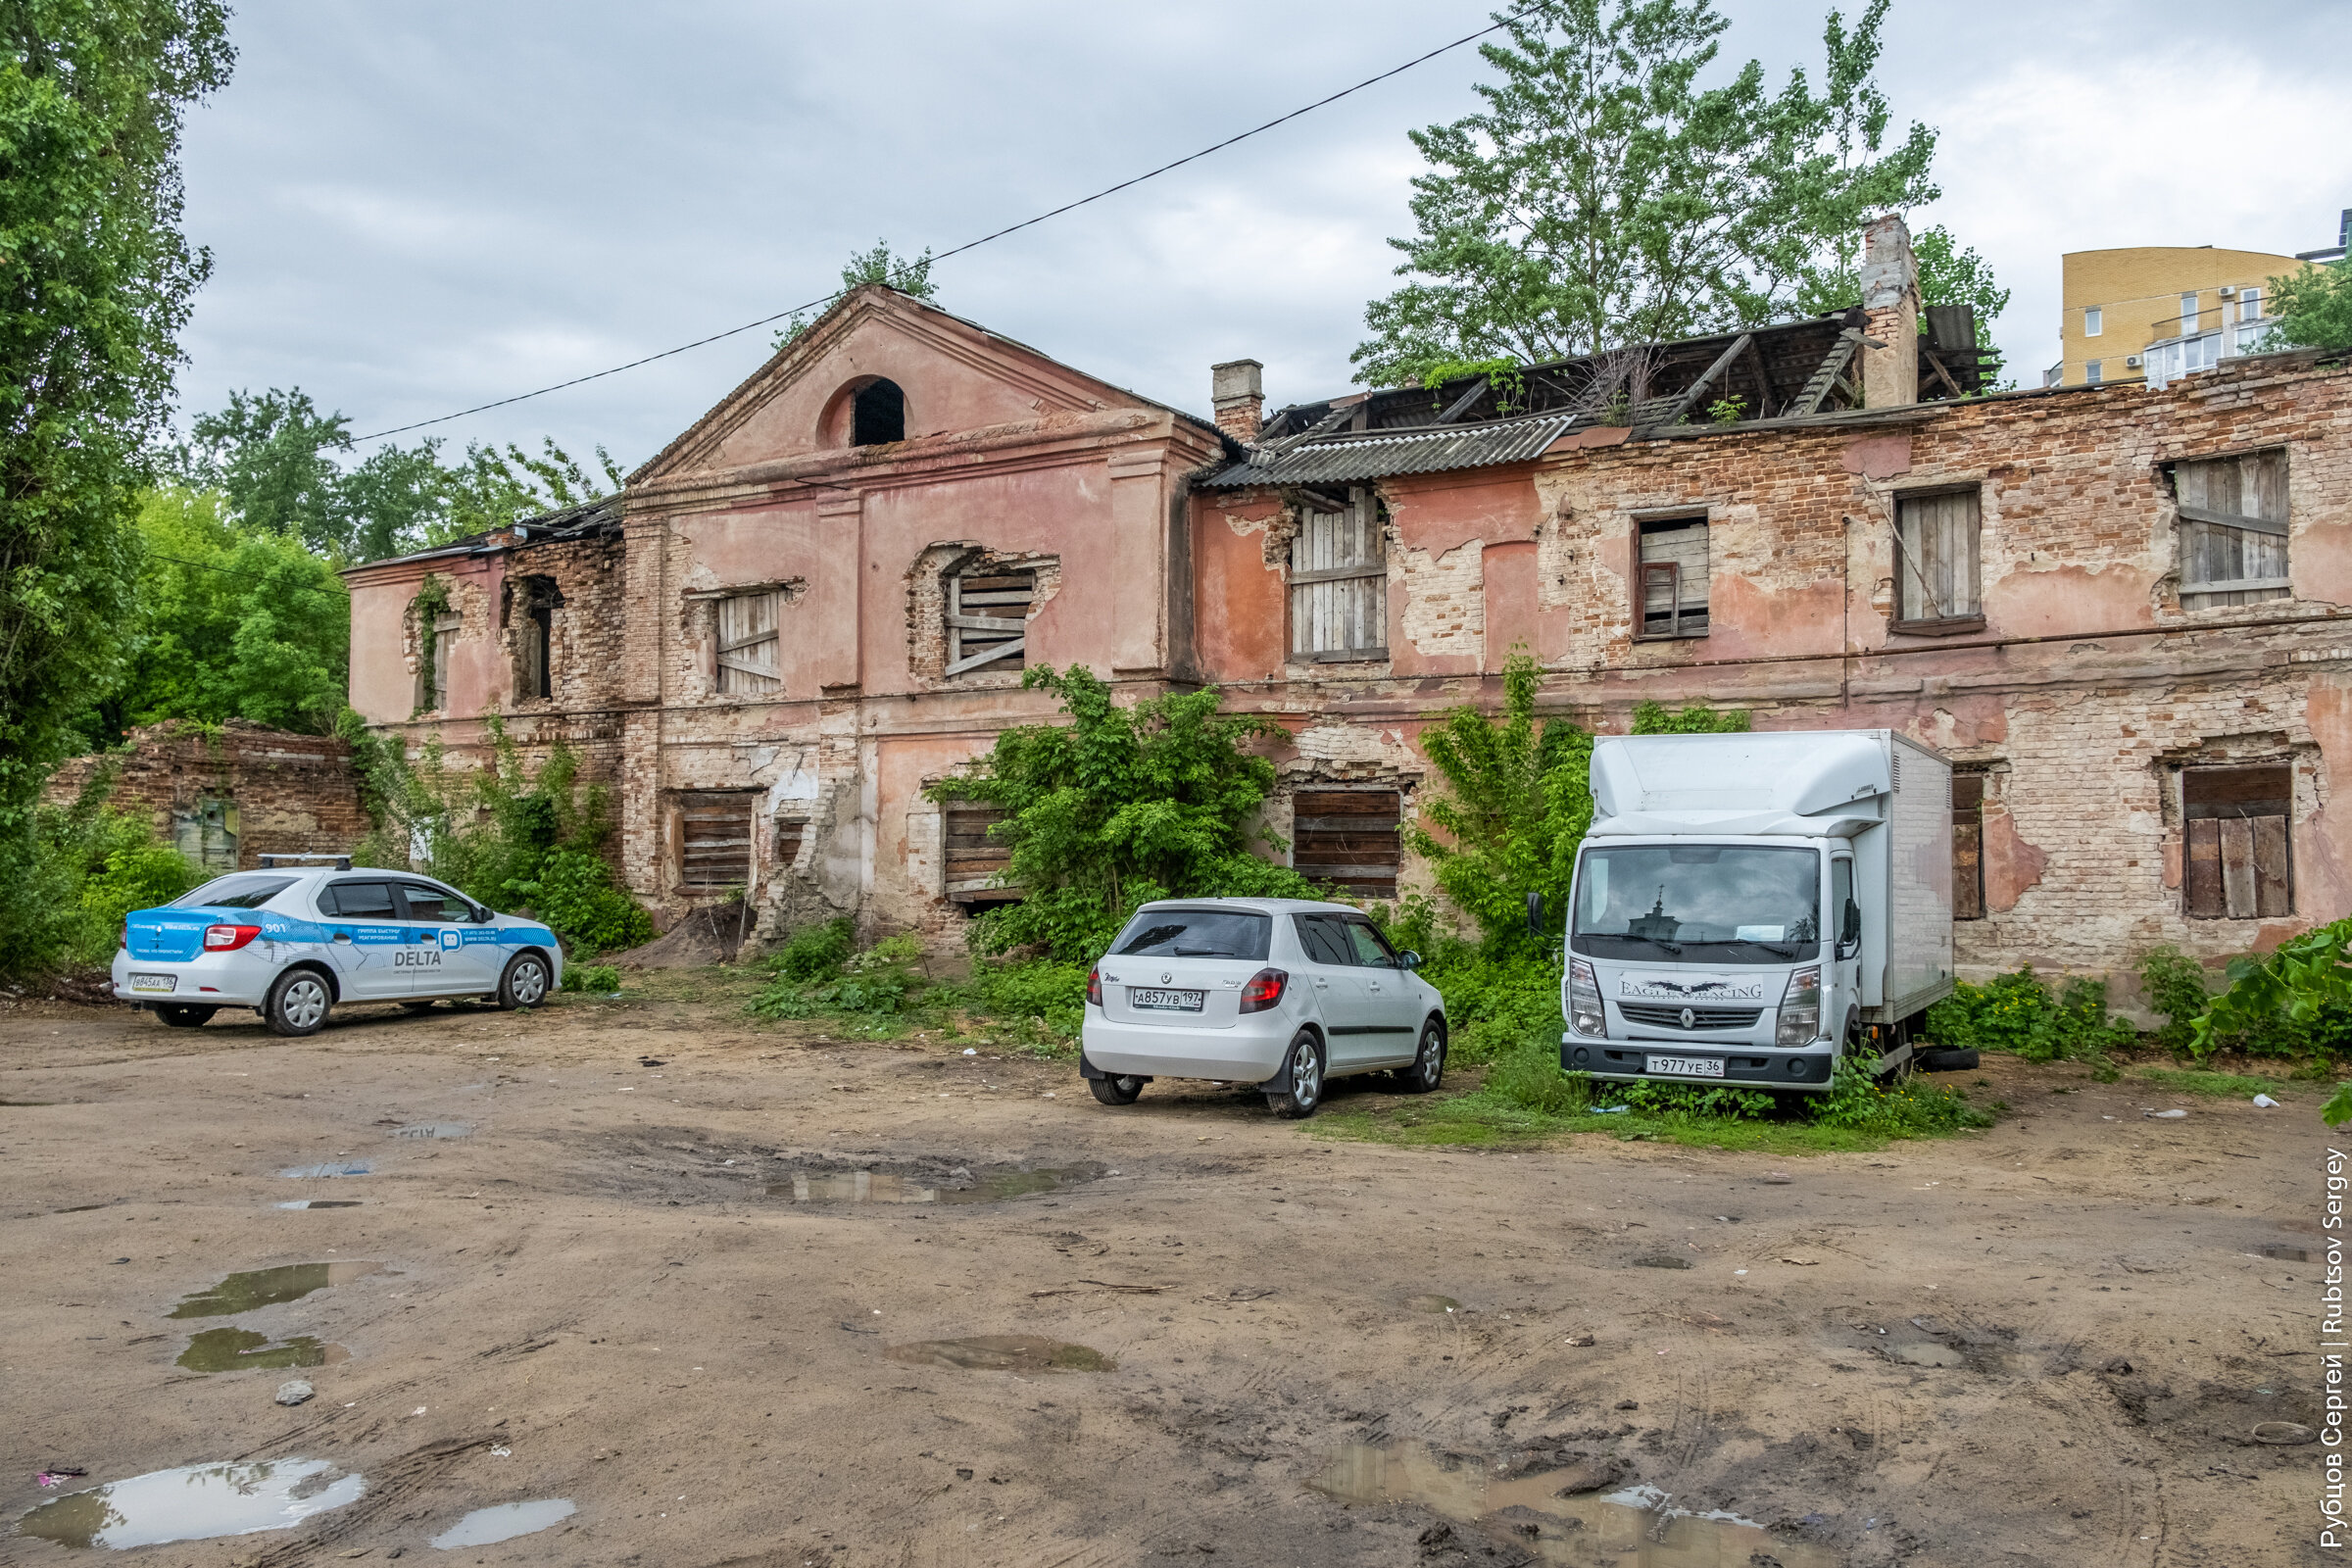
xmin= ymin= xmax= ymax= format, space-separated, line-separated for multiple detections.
xmin=675 ymin=792 xmax=756 ymax=892
xmin=172 ymin=794 xmax=239 ymax=871
xmin=2171 ymin=449 xmax=2288 ymax=608
xmin=852 ymin=379 xmax=906 ymax=446
xmin=1892 ymin=488 xmax=1982 ymax=631
xmin=2182 ymin=765 xmax=2290 ymax=919
xmin=1289 ymin=488 xmax=1387 ymax=661
xmin=1290 ymin=789 xmax=1401 ymax=900
xmin=1636 ymin=515 xmax=1709 ymax=639
xmin=1952 ymin=771 xmax=1986 ymax=921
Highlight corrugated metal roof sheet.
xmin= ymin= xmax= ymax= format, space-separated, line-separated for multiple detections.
xmin=1201 ymin=413 xmax=1579 ymax=488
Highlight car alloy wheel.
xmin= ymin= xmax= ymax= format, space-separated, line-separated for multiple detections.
xmin=500 ymin=954 xmax=550 ymax=1009
xmin=1267 ymin=1032 xmax=1325 ymax=1119
xmin=1398 ymin=1021 xmax=1446 ymax=1094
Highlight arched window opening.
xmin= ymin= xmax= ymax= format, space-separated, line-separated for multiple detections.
xmin=852 ymin=378 xmax=906 ymax=446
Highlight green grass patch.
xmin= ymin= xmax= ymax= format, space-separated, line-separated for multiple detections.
xmin=2133 ymin=1065 xmax=2284 ymax=1098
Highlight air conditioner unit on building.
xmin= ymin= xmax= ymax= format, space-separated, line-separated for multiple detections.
xmin=2219 ymin=285 xmax=2236 ymax=297
xmin=2126 ymin=355 xmax=2143 ymax=368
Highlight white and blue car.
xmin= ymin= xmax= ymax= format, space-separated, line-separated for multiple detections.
xmin=114 ymin=857 xmax=564 ymax=1036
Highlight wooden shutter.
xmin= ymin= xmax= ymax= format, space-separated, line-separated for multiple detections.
xmin=1637 ymin=519 xmax=1709 ymax=637
xmin=1894 ymin=491 xmax=1982 ymax=625
xmin=2182 ymin=765 xmax=2290 ymax=918
xmin=944 ymin=801 xmax=1018 ymax=906
xmin=1952 ymin=773 xmax=1985 ymax=921
xmin=946 ymin=570 xmax=1034 ymax=676
xmin=431 ymin=612 xmax=460 ymax=709
xmin=716 ymin=592 xmax=782 ymax=694
xmin=2176 ymin=450 xmax=2288 ymax=608
xmin=676 ymin=792 xmax=755 ymax=890
xmin=1289 ymin=489 xmax=1386 ymax=658
xmin=1292 ymin=789 xmax=1401 ymax=899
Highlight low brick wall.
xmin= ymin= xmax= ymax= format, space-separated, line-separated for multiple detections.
xmin=44 ymin=721 xmax=371 ymax=872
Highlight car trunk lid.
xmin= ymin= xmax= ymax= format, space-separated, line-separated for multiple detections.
xmin=125 ymin=906 xmax=218 ymax=962
xmin=1097 ymin=956 xmax=1261 ymax=1030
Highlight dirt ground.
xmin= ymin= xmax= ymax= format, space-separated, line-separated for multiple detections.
xmin=0 ymin=975 xmax=2337 ymax=1567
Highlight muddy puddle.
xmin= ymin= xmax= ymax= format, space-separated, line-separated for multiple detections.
xmin=389 ymin=1121 xmax=471 ymax=1140
xmin=278 ymin=1161 xmax=370 ymax=1180
xmin=176 ymin=1328 xmax=347 ymax=1373
xmin=771 ymin=1165 xmax=1085 ymax=1205
xmin=1309 ymin=1445 xmax=1836 ymax=1566
xmin=886 ymin=1336 xmax=1113 ymax=1372
xmin=169 ymin=1261 xmax=381 ymax=1318
xmin=15 ymin=1459 xmax=365 ymax=1549
xmin=275 ymin=1200 xmax=363 ymax=1209
xmin=429 ymin=1498 xmax=576 ymax=1548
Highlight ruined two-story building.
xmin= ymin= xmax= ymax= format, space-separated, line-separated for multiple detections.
xmin=341 ymin=218 xmax=2352 ymax=991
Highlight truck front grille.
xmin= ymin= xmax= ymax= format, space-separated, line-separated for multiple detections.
xmin=1618 ymin=1004 xmax=1763 ymax=1031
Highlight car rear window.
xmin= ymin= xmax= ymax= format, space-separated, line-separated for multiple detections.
xmin=320 ymin=881 xmax=397 ymax=919
xmin=1110 ymin=907 xmax=1271 ymax=960
xmin=178 ymin=874 xmax=296 ymax=909
xmin=1294 ymin=914 xmax=1355 ymax=965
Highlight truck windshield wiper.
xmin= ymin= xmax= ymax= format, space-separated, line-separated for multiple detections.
xmin=1753 ymin=943 xmax=1796 ymax=958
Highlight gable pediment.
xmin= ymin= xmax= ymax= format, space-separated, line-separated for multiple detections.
xmin=633 ymin=286 xmax=1166 ymax=483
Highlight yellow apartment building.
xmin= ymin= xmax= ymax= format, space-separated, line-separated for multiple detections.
xmin=2055 ymin=245 xmax=2301 ymax=388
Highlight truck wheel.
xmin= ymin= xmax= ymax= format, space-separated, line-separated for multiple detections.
xmin=1089 ymin=1073 xmax=1146 ymax=1106
xmin=1265 ymin=1032 xmax=1325 ymax=1119
xmin=497 ymin=953 xmax=551 ymax=1010
xmin=265 ymin=969 xmax=332 ymax=1037
xmin=1394 ymin=1020 xmax=1446 ymax=1094
xmin=155 ymin=1004 xmax=217 ymax=1028
xmin=1916 ymin=1047 xmax=1980 ymax=1073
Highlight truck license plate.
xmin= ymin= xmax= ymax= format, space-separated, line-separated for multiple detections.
xmin=128 ymin=972 xmax=177 ymax=994
xmin=1130 ymin=988 xmax=1204 ymax=1012
xmin=1646 ymin=1054 xmax=1724 ymax=1079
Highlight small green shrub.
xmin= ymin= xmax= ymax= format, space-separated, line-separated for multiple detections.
xmin=1603 ymin=1078 xmax=1779 ymax=1120
xmin=2137 ymin=946 xmax=2212 ymax=1054
xmin=565 ymin=963 xmax=621 ymax=993
xmin=751 ymin=927 xmax=922 ymax=1020
xmin=1925 ymin=966 xmax=2136 ymax=1067
xmin=1811 ymin=1055 xmax=1992 ymax=1135
xmin=771 ymin=916 xmax=856 ymax=983
xmin=1484 ymin=1045 xmax=1592 ymax=1115
xmin=934 ymin=958 xmax=1090 ymax=1044
xmin=0 ymin=793 xmax=201 ymax=981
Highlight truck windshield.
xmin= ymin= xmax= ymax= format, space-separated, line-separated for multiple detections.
xmin=1573 ymin=845 xmax=1819 ymax=960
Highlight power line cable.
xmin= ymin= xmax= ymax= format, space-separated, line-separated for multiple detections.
xmin=349 ymin=3 xmax=1544 ymax=445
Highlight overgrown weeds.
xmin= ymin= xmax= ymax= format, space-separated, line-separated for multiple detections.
xmin=1923 ymin=967 xmax=2134 ymax=1076
xmin=746 ymin=917 xmax=1087 ymax=1053
xmin=0 ymin=790 xmax=200 ymax=983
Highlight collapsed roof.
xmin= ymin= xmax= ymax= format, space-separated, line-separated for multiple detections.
xmin=1201 ymin=304 xmax=1994 ymax=490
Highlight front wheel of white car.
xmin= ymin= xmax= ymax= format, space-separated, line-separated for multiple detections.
xmin=265 ymin=969 xmax=332 ymax=1038
xmin=1395 ymin=1019 xmax=1446 ymax=1094
xmin=498 ymin=952 xmax=551 ymax=1010
xmin=1265 ymin=1031 xmax=1325 ymax=1119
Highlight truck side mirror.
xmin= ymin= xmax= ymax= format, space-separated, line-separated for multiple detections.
xmin=1839 ymin=898 xmax=1862 ymax=954
xmin=1527 ymin=891 xmax=1545 ymax=936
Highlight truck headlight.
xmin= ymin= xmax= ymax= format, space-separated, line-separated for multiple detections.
xmin=1568 ymin=958 xmax=1604 ymax=1037
xmin=1776 ymin=965 xmax=1821 ymax=1048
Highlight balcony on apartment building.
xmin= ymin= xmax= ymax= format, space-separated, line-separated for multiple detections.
xmin=2139 ymin=287 xmax=2279 ymax=389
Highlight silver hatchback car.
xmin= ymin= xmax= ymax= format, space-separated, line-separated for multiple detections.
xmin=1078 ymin=898 xmax=1446 ymax=1118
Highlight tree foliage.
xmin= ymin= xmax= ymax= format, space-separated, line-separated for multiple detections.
xmin=927 ymin=664 xmax=1320 ymax=963
xmin=0 ymin=0 xmax=233 ymax=851
xmin=1353 ymin=0 xmax=1938 ymax=386
xmin=772 ymin=239 xmax=940 ymax=351
xmin=2269 ymin=261 xmax=2352 ymax=354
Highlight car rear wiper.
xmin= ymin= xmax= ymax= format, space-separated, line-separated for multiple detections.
xmin=1172 ymin=946 xmax=1238 ymax=956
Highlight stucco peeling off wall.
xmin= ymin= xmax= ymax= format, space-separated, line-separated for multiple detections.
xmin=1295 ymin=722 xmax=1419 ymax=769
xmin=1399 ymin=540 xmax=1485 ymax=659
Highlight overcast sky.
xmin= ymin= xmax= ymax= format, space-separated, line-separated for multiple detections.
xmin=174 ymin=0 xmax=2352 ymax=472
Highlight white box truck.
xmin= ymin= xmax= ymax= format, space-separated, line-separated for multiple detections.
xmin=1554 ymin=729 xmax=1957 ymax=1093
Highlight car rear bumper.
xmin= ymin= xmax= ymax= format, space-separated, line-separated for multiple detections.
xmin=1560 ymin=1036 xmax=1838 ymax=1093
xmin=1083 ymin=1014 xmax=1291 ymax=1083
xmin=111 ymin=949 xmax=278 ymax=1007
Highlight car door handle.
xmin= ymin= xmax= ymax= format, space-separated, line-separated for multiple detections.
xmin=332 ymin=931 xmax=351 ymax=943
xmin=1313 ymin=978 xmax=1330 ymax=989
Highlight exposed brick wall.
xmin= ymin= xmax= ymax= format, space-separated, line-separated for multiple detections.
xmin=44 ymin=721 xmax=371 ymax=870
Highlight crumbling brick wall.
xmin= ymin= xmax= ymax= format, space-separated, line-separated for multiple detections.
xmin=43 ymin=721 xmax=371 ymax=870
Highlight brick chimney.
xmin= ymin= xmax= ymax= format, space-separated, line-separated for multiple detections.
xmin=1859 ymin=215 xmax=1919 ymax=409
xmin=1211 ymin=359 xmax=1264 ymax=442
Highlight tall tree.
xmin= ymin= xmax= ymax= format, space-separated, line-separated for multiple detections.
xmin=0 ymin=0 xmax=234 ymax=845
xmin=1353 ymin=0 xmax=1938 ymax=387
xmin=2269 ymin=261 xmax=2352 ymax=353
xmin=772 ymin=239 xmax=940 ymax=350
xmin=182 ymin=386 xmax=352 ymax=552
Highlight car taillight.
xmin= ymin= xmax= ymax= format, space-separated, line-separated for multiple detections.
xmin=203 ymin=924 xmax=262 ymax=952
xmin=1086 ymin=967 xmax=1102 ymax=1007
xmin=1239 ymin=967 xmax=1289 ymax=1013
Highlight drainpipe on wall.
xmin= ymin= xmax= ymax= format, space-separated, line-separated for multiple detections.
xmin=1860 ymin=215 xmax=1920 ymax=410
xmin=1211 ymin=360 xmax=1264 ymax=442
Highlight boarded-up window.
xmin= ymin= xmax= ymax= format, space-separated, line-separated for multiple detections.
xmin=172 ymin=795 xmax=238 ymax=871
xmin=2173 ymin=449 xmax=2288 ymax=609
xmin=676 ymin=791 xmax=755 ymax=891
xmin=1894 ymin=489 xmax=1982 ymax=627
xmin=716 ymin=591 xmax=782 ymax=695
xmin=429 ymin=612 xmax=460 ymax=709
xmin=1637 ymin=517 xmax=1708 ymax=638
xmin=944 ymin=801 xmax=1019 ymax=906
xmin=1289 ymin=488 xmax=1387 ymax=660
xmin=513 ymin=577 xmax=557 ymax=702
xmin=1952 ymin=772 xmax=1985 ymax=921
xmin=2183 ymin=765 xmax=2290 ymax=919
xmin=1291 ymin=789 xmax=1401 ymax=900
xmin=947 ymin=568 xmax=1034 ymax=677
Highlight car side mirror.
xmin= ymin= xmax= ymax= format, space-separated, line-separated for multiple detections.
xmin=1398 ymin=950 xmax=1422 ymax=972
xmin=1526 ymin=892 xmax=1544 ymax=936
xmin=473 ymin=904 xmax=496 ymax=924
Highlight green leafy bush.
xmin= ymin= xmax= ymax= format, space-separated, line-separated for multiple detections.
xmin=2190 ymin=916 xmax=2352 ymax=1061
xmin=771 ymin=916 xmax=856 ymax=984
xmin=933 ymin=958 xmax=1091 ymax=1043
xmin=751 ymin=928 xmax=924 ymax=1021
xmin=0 ymin=770 xmax=201 ymax=982
xmin=1809 ymin=1055 xmax=1992 ymax=1135
xmin=2137 ymin=946 xmax=2211 ymax=1054
xmin=565 ymin=963 xmax=620 ymax=993
xmin=1924 ymin=967 xmax=2135 ymax=1067
xmin=1604 ymin=1078 xmax=1780 ymax=1119
xmin=1482 ymin=1045 xmax=1592 ymax=1115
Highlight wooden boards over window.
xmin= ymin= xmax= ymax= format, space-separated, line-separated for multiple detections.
xmin=675 ymin=791 xmax=756 ymax=892
xmin=716 ymin=591 xmax=782 ymax=695
xmin=1289 ymin=488 xmax=1386 ymax=661
xmin=1292 ymin=789 xmax=1401 ymax=900
xmin=1952 ymin=772 xmax=1985 ymax=921
xmin=947 ymin=569 xmax=1034 ymax=677
xmin=2173 ymin=449 xmax=2288 ymax=609
xmin=1893 ymin=489 xmax=1982 ymax=629
xmin=1636 ymin=517 xmax=1709 ymax=639
xmin=943 ymin=801 xmax=1019 ymax=906
xmin=2182 ymin=764 xmax=2290 ymax=919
